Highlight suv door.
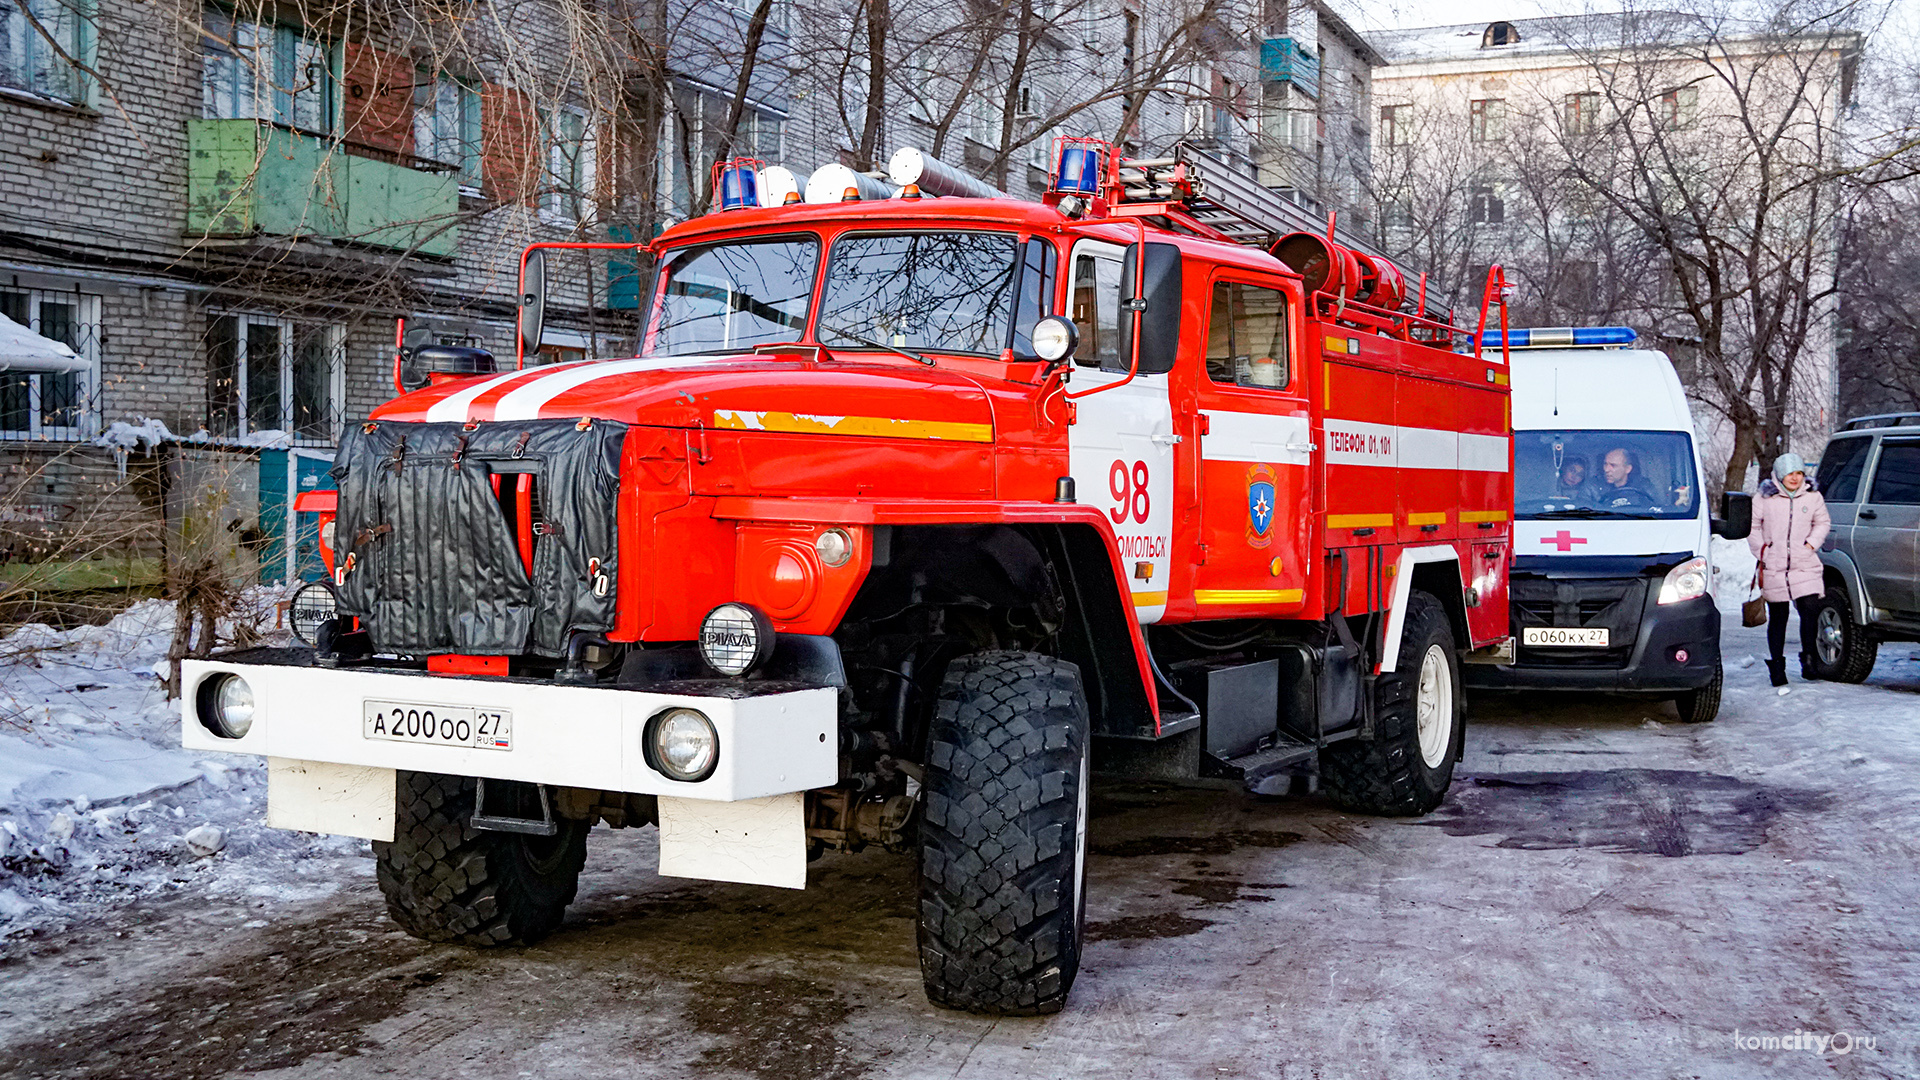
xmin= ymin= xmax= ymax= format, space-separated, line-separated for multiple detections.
xmin=1814 ymin=433 xmax=1872 ymax=565
xmin=1855 ymin=436 xmax=1920 ymax=614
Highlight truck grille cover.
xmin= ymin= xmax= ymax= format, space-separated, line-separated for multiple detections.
xmin=330 ymin=418 xmax=627 ymax=657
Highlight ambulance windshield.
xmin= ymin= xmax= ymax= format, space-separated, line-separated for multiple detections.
xmin=1516 ymin=430 xmax=1699 ymax=519
xmin=818 ymin=232 xmax=1021 ymax=356
xmin=650 ymin=237 xmax=819 ymax=355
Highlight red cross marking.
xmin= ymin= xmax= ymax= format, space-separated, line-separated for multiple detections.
xmin=1541 ymin=530 xmax=1588 ymax=552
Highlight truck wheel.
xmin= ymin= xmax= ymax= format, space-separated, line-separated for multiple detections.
xmin=918 ymin=651 xmax=1090 ymax=1016
xmin=1320 ymin=590 xmax=1462 ymax=816
xmin=1675 ymin=662 xmax=1722 ymax=723
xmin=1804 ymin=587 xmax=1877 ymax=683
xmin=374 ymin=772 xmax=589 ymax=947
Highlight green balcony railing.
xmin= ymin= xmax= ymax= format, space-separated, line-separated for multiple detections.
xmin=1260 ymin=36 xmax=1321 ymax=99
xmin=186 ymin=119 xmax=460 ymax=258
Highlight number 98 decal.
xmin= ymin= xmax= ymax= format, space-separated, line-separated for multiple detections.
xmin=1109 ymin=459 xmax=1151 ymax=525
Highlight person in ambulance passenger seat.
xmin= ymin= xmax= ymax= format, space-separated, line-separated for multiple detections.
xmin=1596 ymin=447 xmax=1656 ymax=508
xmin=1748 ymin=452 xmax=1831 ymax=694
xmin=1555 ymin=456 xmax=1590 ymax=499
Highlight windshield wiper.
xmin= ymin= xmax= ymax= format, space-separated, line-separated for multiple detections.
xmin=818 ymin=323 xmax=936 ymax=367
xmin=1530 ymin=507 xmax=1626 ymax=519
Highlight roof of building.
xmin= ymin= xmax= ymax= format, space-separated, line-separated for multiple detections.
xmin=1313 ymin=1 xmax=1388 ymax=68
xmin=1372 ymin=11 xmax=1766 ymax=65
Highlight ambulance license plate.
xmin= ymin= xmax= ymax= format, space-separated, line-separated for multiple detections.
xmin=363 ymin=701 xmax=513 ymax=750
xmin=1523 ymin=627 xmax=1609 ymax=647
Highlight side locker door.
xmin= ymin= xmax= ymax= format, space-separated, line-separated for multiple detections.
xmin=1318 ymin=333 xmax=1400 ymax=615
xmin=1857 ymin=438 xmax=1920 ymax=614
xmin=1191 ymin=275 xmax=1311 ymax=613
xmin=1065 ymin=240 xmax=1177 ymax=624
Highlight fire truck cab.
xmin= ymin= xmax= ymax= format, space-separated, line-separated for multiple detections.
xmin=183 ymin=143 xmax=1514 ymax=1015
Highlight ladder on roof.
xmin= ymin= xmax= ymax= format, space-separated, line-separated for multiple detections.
xmin=1113 ymin=142 xmax=1460 ymax=312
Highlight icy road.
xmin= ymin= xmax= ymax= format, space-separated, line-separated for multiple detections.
xmin=1 ymin=597 xmax=1917 ymax=1078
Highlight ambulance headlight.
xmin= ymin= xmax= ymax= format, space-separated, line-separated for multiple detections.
xmin=699 ymin=602 xmax=774 ymax=676
xmin=1658 ymin=556 xmax=1709 ymax=605
xmin=1031 ymin=317 xmax=1079 ymax=363
xmin=646 ymin=708 xmax=719 ymax=782
xmin=196 ymin=673 xmax=255 ymax=739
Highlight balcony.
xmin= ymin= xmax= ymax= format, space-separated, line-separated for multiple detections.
xmin=186 ymin=120 xmax=460 ymax=259
xmin=1260 ymin=36 xmax=1321 ymax=99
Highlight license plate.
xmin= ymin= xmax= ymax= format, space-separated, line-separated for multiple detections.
xmin=363 ymin=701 xmax=513 ymax=750
xmin=1523 ymin=627 xmax=1609 ymax=647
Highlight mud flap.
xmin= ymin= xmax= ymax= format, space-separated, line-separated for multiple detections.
xmin=656 ymin=793 xmax=807 ymax=890
xmin=267 ymin=757 xmax=396 ymax=841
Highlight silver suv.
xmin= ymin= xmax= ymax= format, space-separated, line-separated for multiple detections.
xmin=1807 ymin=412 xmax=1920 ymax=680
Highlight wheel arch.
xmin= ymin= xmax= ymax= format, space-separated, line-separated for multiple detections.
xmin=1382 ymin=547 xmax=1469 ymax=673
xmin=1819 ymin=550 xmax=1873 ymax=625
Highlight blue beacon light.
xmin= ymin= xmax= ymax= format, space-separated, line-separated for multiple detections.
xmin=718 ymin=164 xmax=759 ymax=210
xmin=1479 ymin=326 xmax=1637 ymax=348
xmin=1055 ymin=146 xmax=1101 ymax=195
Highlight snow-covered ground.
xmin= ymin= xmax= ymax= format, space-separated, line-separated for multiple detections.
xmin=0 ymin=597 xmax=364 ymax=945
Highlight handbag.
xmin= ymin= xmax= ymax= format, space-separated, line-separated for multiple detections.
xmin=1742 ymin=546 xmax=1768 ymax=627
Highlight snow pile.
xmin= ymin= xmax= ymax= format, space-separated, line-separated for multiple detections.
xmin=0 ymin=595 xmax=364 ymax=945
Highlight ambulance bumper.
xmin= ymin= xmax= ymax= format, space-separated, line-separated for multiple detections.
xmin=1464 ymin=597 xmax=1723 ymax=694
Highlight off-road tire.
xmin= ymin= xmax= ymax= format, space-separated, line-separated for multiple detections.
xmin=1803 ymin=587 xmax=1877 ymax=683
xmin=374 ymin=772 xmax=589 ymax=946
xmin=918 ymin=651 xmax=1090 ymax=1016
xmin=1320 ymin=590 xmax=1462 ymax=816
xmin=1675 ymin=662 xmax=1723 ymax=723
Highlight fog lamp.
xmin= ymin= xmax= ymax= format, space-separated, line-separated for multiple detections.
xmin=646 ymin=708 xmax=719 ymax=782
xmin=196 ymin=673 xmax=255 ymax=739
xmin=699 ymin=602 xmax=774 ymax=676
xmin=815 ymin=528 xmax=853 ymax=567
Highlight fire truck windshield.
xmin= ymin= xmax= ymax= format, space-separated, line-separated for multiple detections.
xmin=818 ymin=232 xmax=1020 ymax=356
xmin=650 ymin=236 xmax=819 ymax=355
xmin=1516 ymin=429 xmax=1700 ymax=518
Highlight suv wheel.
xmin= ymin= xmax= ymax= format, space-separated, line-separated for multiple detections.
xmin=1804 ymin=587 xmax=1877 ymax=683
xmin=917 ymin=651 xmax=1090 ymax=1016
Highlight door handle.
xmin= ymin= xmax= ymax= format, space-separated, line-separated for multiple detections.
xmin=1151 ymin=433 xmax=1183 ymax=446
xmin=1859 ymin=508 xmax=1878 ymax=520
xmin=1286 ymin=442 xmax=1317 ymax=453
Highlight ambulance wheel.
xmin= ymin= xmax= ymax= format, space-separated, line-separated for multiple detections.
xmin=1320 ymin=590 xmax=1462 ymax=817
xmin=1674 ymin=663 xmax=1722 ymax=723
xmin=917 ymin=651 xmax=1091 ymax=1016
xmin=1804 ymin=587 xmax=1877 ymax=683
xmin=374 ymin=772 xmax=589 ymax=947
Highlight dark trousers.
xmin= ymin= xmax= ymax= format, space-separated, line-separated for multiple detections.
xmin=1768 ymin=595 xmax=1821 ymax=662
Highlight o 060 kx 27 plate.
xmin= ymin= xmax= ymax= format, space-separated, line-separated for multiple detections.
xmin=1522 ymin=627 xmax=1610 ymax=647
xmin=363 ymin=701 xmax=513 ymax=750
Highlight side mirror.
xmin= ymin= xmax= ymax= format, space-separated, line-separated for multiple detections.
xmin=1115 ymin=241 xmax=1184 ymax=376
xmin=518 ymin=248 xmax=547 ymax=364
xmin=1713 ymin=490 xmax=1752 ymax=540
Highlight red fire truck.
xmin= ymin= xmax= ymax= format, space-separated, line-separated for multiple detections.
xmin=187 ymin=142 xmax=1514 ymax=1015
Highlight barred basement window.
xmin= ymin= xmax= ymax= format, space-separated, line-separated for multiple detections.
xmin=0 ymin=288 xmax=99 ymax=441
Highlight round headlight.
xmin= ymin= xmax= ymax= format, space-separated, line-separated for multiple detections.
xmin=288 ymin=581 xmax=339 ymax=647
xmin=1031 ymin=316 xmax=1079 ymax=363
xmin=815 ymin=528 xmax=853 ymax=568
xmin=699 ymin=602 xmax=774 ymax=677
xmin=196 ymin=673 xmax=255 ymax=739
xmin=647 ymin=708 xmax=719 ymax=782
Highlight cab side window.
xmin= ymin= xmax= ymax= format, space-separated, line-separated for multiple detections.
xmin=1816 ymin=436 xmax=1871 ymax=503
xmin=1867 ymin=440 xmax=1920 ymax=504
xmin=1070 ymin=253 xmax=1122 ymax=368
xmin=1205 ymin=281 xmax=1289 ymax=388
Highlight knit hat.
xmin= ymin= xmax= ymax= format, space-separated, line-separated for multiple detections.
xmin=1773 ymin=452 xmax=1808 ymax=484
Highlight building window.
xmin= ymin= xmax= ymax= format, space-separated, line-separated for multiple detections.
xmin=0 ymin=289 xmax=98 ymax=440
xmin=206 ymin=314 xmax=341 ymax=444
xmin=202 ymin=4 xmax=335 ymax=133
xmin=1 ymin=0 xmax=92 ymax=103
xmin=739 ymin=108 xmax=783 ymax=160
xmin=544 ymin=110 xmax=595 ymax=223
xmin=414 ymin=71 xmax=482 ymax=185
xmin=1469 ymin=184 xmax=1504 ymax=225
xmin=1565 ymin=91 xmax=1601 ymax=135
xmin=1469 ymin=98 xmax=1505 ymax=142
xmin=1211 ymin=73 xmax=1236 ymax=143
xmin=1080 ymin=0 xmax=1100 ymax=46
xmin=1656 ymin=85 xmax=1698 ymax=130
xmin=1482 ymin=21 xmax=1520 ymax=47
xmin=1379 ymin=103 xmax=1410 ymax=148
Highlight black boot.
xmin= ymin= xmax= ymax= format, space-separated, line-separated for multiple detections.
xmin=1766 ymin=658 xmax=1789 ymax=688
xmin=1799 ymin=652 xmax=1820 ymax=681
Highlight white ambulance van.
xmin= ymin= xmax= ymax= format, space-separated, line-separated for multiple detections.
xmin=1463 ymin=327 xmax=1751 ymax=721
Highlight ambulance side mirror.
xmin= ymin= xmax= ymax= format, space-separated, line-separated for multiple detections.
xmin=518 ymin=248 xmax=547 ymax=365
xmin=1713 ymin=491 xmax=1751 ymax=540
xmin=1115 ymin=242 xmax=1184 ymax=376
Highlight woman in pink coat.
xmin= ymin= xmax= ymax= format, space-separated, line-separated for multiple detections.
xmin=1748 ymin=452 xmax=1831 ymax=693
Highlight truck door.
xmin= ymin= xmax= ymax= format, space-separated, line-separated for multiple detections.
xmin=1189 ymin=274 xmax=1310 ymax=613
xmin=1066 ymin=240 xmax=1177 ymax=624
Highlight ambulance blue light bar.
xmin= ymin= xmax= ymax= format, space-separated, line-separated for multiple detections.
xmin=1478 ymin=326 xmax=1637 ymax=349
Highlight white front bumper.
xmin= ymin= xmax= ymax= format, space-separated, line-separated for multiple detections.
xmin=180 ymin=658 xmax=840 ymax=802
